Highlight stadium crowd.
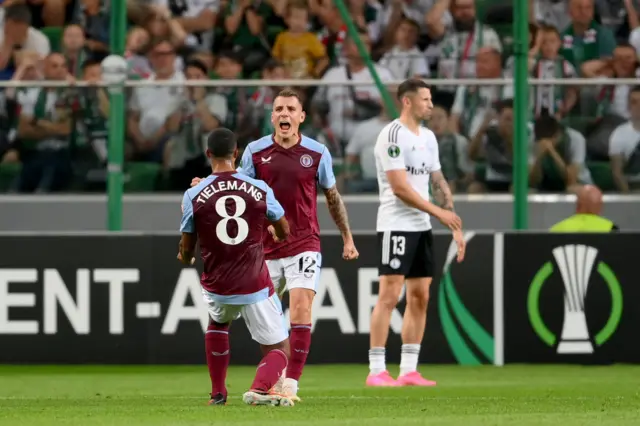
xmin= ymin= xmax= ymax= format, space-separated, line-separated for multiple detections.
xmin=0 ymin=0 xmax=640 ymax=193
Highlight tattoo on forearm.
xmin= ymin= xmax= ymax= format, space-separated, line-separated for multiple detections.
xmin=324 ymin=186 xmax=351 ymax=236
xmin=430 ymin=171 xmax=454 ymax=211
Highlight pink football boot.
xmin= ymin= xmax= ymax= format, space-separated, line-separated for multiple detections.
xmin=366 ymin=371 xmax=400 ymax=387
xmin=396 ymin=371 xmax=437 ymax=386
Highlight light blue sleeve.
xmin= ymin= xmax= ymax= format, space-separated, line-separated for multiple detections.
xmin=265 ymin=186 xmax=285 ymax=222
xmin=180 ymin=191 xmax=195 ymax=233
xmin=237 ymin=147 xmax=256 ymax=177
xmin=317 ymin=148 xmax=336 ymax=189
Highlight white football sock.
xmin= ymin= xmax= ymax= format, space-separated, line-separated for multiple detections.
xmin=368 ymin=347 xmax=386 ymax=375
xmin=399 ymin=344 xmax=420 ymax=376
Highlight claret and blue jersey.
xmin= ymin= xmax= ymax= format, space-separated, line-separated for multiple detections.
xmin=237 ymin=135 xmax=336 ymax=260
xmin=180 ymin=171 xmax=284 ymax=304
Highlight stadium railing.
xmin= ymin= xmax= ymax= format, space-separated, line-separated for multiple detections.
xmin=0 ymin=77 xmax=634 ymax=194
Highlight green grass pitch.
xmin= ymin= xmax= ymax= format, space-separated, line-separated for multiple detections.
xmin=0 ymin=365 xmax=639 ymax=425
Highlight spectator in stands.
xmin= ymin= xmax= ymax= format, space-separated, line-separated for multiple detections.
xmin=304 ymin=105 xmax=340 ymax=157
xmin=427 ymin=0 xmax=502 ymax=109
xmin=210 ymin=50 xmax=251 ymax=134
xmin=164 ymin=59 xmax=227 ymax=190
xmin=26 ymin=0 xmax=73 ymax=27
xmin=266 ymin=0 xmax=287 ymax=29
xmin=609 ymin=85 xmax=640 ymax=192
xmin=144 ymin=4 xmax=188 ymax=50
xmin=348 ymin=0 xmax=384 ymax=44
xmin=504 ymin=23 xmax=541 ymax=77
xmin=429 ymin=104 xmax=473 ymax=193
xmin=0 ymin=88 xmax=16 ymax=164
xmin=467 ymin=99 xmax=515 ymax=193
xmin=529 ymin=25 xmax=578 ymax=120
xmin=127 ymin=39 xmax=184 ymax=163
xmin=532 ymin=0 xmax=571 ymax=31
xmin=582 ymin=43 xmax=640 ymax=119
xmin=382 ymin=0 xmax=434 ymax=42
xmin=378 ymin=17 xmax=430 ymax=79
xmin=152 ymin=0 xmax=217 ymax=52
xmin=529 ymin=114 xmax=592 ymax=193
xmin=271 ymin=1 xmax=329 ymax=79
xmin=313 ymin=29 xmax=394 ymax=148
xmin=449 ymin=47 xmax=513 ymax=140
xmin=581 ymin=43 xmax=640 ymax=160
xmin=74 ymin=58 xmax=110 ymax=189
xmin=561 ymin=0 xmax=616 ymax=73
xmin=538 ymin=0 xmax=639 ymax=41
xmin=0 ymin=4 xmax=50 ymax=80
xmin=75 ymin=0 xmax=109 ymax=53
xmin=125 ymin=27 xmax=153 ymax=79
xmin=221 ymin=0 xmax=273 ymax=73
xmin=311 ymin=0 xmax=376 ymax=65
xmin=0 ymin=50 xmax=41 ymax=165
xmin=630 ymin=22 xmax=640 ymax=53
xmin=247 ymin=59 xmax=287 ymax=136
xmin=593 ymin=0 xmax=639 ymax=42
xmin=344 ymin=103 xmax=391 ymax=193
xmin=16 ymin=52 xmax=73 ymax=192
xmin=189 ymin=51 xmax=214 ymax=73
xmin=61 ymin=24 xmax=87 ymax=78
xmin=504 ymin=23 xmax=540 ymax=77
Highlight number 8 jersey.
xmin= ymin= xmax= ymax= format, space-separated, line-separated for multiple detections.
xmin=180 ymin=172 xmax=284 ymax=303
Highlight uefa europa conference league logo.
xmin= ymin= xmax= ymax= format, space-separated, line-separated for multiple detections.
xmin=438 ymin=233 xmax=494 ymax=365
xmin=528 ymin=245 xmax=623 ymax=354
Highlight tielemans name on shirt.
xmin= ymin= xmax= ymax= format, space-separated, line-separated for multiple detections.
xmin=196 ymin=180 xmax=264 ymax=204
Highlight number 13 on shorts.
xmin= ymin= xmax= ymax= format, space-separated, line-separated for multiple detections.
xmin=267 ymin=251 xmax=323 ymax=293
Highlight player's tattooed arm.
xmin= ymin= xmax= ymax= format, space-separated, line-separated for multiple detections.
xmin=430 ymin=170 xmax=455 ymax=211
xmin=323 ymin=186 xmax=352 ymax=240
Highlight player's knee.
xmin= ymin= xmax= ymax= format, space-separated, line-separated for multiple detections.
xmin=289 ymin=288 xmax=314 ymax=322
xmin=379 ymin=291 xmax=402 ymax=311
xmin=377 ymin=277 xmax=404 ymax=311
xmin=406 ymin=288 xmax=429 ymax=311
xmin=289 ymin=303 xmax=312 ymax=323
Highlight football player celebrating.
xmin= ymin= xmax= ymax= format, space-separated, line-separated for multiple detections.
xmin=191 ymin=89 xmax=358 ymax=401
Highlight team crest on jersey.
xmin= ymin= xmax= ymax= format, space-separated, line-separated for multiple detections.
xmin=390 ymin=258 xmax=401 ymax=269
xmin=300 ymin=154 xmax=313 ymax=168
xmin=387 ymin=145 xmax=400 ymax=158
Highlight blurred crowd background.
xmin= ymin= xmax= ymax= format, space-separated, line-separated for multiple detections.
xmin=1 ymin=0 xmax=640 ymax=194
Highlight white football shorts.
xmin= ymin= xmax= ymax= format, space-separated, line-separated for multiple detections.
xmin=202 ymin=290 xmax=288 ymax=346
xmin=267 ymin=251 xmax=322 ymax=294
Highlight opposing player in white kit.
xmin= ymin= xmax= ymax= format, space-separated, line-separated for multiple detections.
xmin=367 ymin=79 xmax=466 ymax=387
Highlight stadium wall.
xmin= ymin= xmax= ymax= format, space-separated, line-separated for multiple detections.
xmin=1 ymin=194 xmax=640 ymax=231
xmin=0 ymin=233 xmax=637 ymax=365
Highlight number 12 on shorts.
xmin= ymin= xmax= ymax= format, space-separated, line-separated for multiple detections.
xmin=298 ymin=256 xmax=317 ymax=275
